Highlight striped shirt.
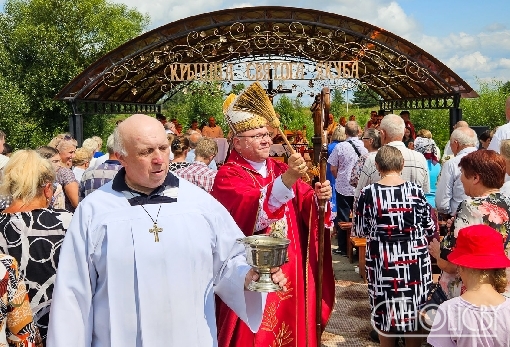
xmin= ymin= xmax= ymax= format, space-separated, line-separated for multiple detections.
xmin=79 ymin=160 xmax=122 ymax=199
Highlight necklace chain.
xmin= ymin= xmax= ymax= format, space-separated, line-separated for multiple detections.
xmin=139 ymin=204 xmax=162 ymax=225
xmin=127 ymin=185 xmax=163 ymax=242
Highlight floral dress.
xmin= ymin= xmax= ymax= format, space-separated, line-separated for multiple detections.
xmin=439 ymin=193 xmax=510 ymax=298
xmin=0 ymin=254 xmax=42 ymax=347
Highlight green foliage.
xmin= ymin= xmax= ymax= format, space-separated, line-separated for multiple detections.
xmin=329 ymin=89 xmax=345 ymax=119
xmin=274 ymin=95 xmax=313 ymax=139
xmin=393 ymin=80 xmax=509 ymax=151
xmin=162 ymin=81 xmax=228 ymax=134
xmin=351 ymin=87 xmax=381 ymax=108
xmin=0 ymin=0 xmax=149 ymax=147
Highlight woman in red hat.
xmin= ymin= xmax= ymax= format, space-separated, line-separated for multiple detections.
xmin=428 ymin=225 xmax=510 ymax=347
xmin=429 ymin=150 xmax=510 ymax=299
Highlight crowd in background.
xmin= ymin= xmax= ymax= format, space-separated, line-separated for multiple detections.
xmin=0 ymin=96 xmax=509 ymax=346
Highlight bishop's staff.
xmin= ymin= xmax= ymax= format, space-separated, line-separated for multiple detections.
xmin=310 ymin=87 xmax=330 ymax=347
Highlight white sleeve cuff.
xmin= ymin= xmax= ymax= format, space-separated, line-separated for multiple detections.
xmin=268 ymin=176 xmax=295 ymax=212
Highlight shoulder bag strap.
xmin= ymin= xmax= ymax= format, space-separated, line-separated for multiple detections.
xmin=346 ymin=140 xmax=361 ymax=157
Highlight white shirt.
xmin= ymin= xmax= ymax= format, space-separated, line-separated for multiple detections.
xmin=327 ymin=137 xmax=368 ymax=196
xmin=47 ymin=178 xmax=266 ymax=347
xmin=355 ymin=141 xmax=430 ymax=199
xmin=435 ymin=146 xmax=478 ymax=214
xmin=442 ymin=140 xmax=454 ymax=160
xmin=488 ymin=121 xmax=510 ymax=153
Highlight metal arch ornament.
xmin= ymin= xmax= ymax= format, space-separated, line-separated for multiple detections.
xmin=101 ymin=20 xmax=435 ymax=100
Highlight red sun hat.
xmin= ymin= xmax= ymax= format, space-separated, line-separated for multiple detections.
xmin=448 ymin=225 xmax=510 ymax=269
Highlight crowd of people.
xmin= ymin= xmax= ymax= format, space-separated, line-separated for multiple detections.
xmin=325 ymin=97 xmax=510 ymax=346
xmin=0 ymin=91 xmax=509 ymax=346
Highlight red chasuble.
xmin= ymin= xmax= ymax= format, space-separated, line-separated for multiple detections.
xmin=211 ymin=150 xmax=335 ymax=347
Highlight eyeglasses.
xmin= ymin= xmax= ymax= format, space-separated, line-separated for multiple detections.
xmin=362 ymin=137 xmax=372 ymax=140
xmin=237 ymin=133 xmax=272 ymax=141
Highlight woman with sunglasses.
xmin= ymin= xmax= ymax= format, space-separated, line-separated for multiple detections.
xmin=0 ymin=150 xmax=72 ymax=346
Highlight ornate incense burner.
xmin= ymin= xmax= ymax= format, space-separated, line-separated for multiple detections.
xmin=237 ymin=235 xmax=290 ymax=292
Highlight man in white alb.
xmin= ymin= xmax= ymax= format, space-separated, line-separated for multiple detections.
xmin=47 ymin=114 xmax=286 ymax=347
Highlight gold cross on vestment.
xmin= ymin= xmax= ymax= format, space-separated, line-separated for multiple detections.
xmin=149 ymin=223 xmax=163 ymax=242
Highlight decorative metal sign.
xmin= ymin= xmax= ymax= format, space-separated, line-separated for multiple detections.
xmin=103 ymin=21 xmax=431 ymax=99
xmin=165 ymin=61 xmax=359 ymax=82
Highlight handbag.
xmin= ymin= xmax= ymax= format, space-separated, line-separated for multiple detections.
xmin=420 ymin=281 xmax=448 ymax=329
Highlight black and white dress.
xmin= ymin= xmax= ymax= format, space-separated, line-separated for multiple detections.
xmin=0 ymin=208 xmax=72 ymax=344
xmin=354 ymin=182 xmax=435 ymax=332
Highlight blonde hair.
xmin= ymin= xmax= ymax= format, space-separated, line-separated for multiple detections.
xmin=500 ymin=139 xmax=510 ymax=159
xmin=48 ymin=134 xmax=77 ymax=152
xmin=0 ymin=150 xmax=55 ymax=203
xmin=461 ymin=267 xmax=507 ymax=293
xmin=82 ymin=138 xmax=99 ymax=154
xmin=91 ymin=136 xmax=103 ymax=149
xmin=416 ymin=129 xmax=432 ymax=139
xmin=195 ymin=138 xmax=218 ymax=158
xmin=331 ymin=126 xmax=346 ymax=142
xmin=72 ymin=147 xmax=93 ymax=166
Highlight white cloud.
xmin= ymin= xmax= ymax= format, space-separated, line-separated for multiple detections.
xmin=105 ymin=0 xmax=510 ymax=87
xmin=446 ymin=52 xmax=492 ymax=72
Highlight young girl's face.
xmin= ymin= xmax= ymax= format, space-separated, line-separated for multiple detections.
xmin=404 ymin=128 xmax=411 ymax=138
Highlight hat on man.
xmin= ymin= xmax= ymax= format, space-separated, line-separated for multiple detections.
xmin=448 ymin=225 xmax=510 ymax=269
xmin=223 ymin=82 xmax=280 ymax=134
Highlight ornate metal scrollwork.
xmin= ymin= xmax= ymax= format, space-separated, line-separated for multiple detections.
xmin=101 ymin=21 xmax=439 ymax=100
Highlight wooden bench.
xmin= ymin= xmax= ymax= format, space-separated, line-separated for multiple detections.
xmin=350 ymin=237 xmax=367 ymax=283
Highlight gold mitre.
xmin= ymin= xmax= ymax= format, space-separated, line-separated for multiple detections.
xmin=223 ymin=82 xmax=280 ymax=134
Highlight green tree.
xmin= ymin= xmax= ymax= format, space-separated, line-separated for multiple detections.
xmin=351 ymin=87 xmax=380 ymax=108
xmin=0 ymin=0 xmax=149 ymax=147
xmin=274 ymin=95 xmax=313 ymax=141
xmin=329 ymin=89 xmax=345 ymax=120
xmin=162 ymin=81 xmax=228 ymax=133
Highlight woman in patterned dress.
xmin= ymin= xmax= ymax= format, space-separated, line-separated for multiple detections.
xmin=0 ymin=150 xmax=72 ymax=346
xmin=0 ymin=254 xmax=42 ymax=347
xmin=169 ymin=136 xmax=191 ymax=171
xmin=428 ymin=149 xmax=510 ymax=298
xmin=354 ymin=146 xmax=435 ymax=347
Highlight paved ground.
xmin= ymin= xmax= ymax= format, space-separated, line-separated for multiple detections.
xmin=323 ymin=241 xmax=377 ymax=346
xmin=325 ymin=241 xmax=431 ymax=347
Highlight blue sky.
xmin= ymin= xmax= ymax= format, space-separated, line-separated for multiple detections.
xmin=1 ymin=0 xmax=509 ymax=91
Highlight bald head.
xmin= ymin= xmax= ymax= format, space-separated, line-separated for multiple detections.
xmin=114 ymin=114 xmax=165 ymax=156
xmin=113 ymin=114 xmax=170 ymax=194
xmin=188 ymin=132 xmax=202 ymax=148
xmin=454 ymin=120 xmax=469 ymax=129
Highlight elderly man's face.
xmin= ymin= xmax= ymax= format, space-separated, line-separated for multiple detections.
xmin=234 ymin=127 xmax=272 ymax=163
xmin=119 ymin=120 xmax=170 ymax=192
xmin=209 ymin=117 xmax=216 ymax=127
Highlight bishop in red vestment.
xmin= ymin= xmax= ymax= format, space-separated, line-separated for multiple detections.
xmin=211 ymin=127 xmax=335 ymax=346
